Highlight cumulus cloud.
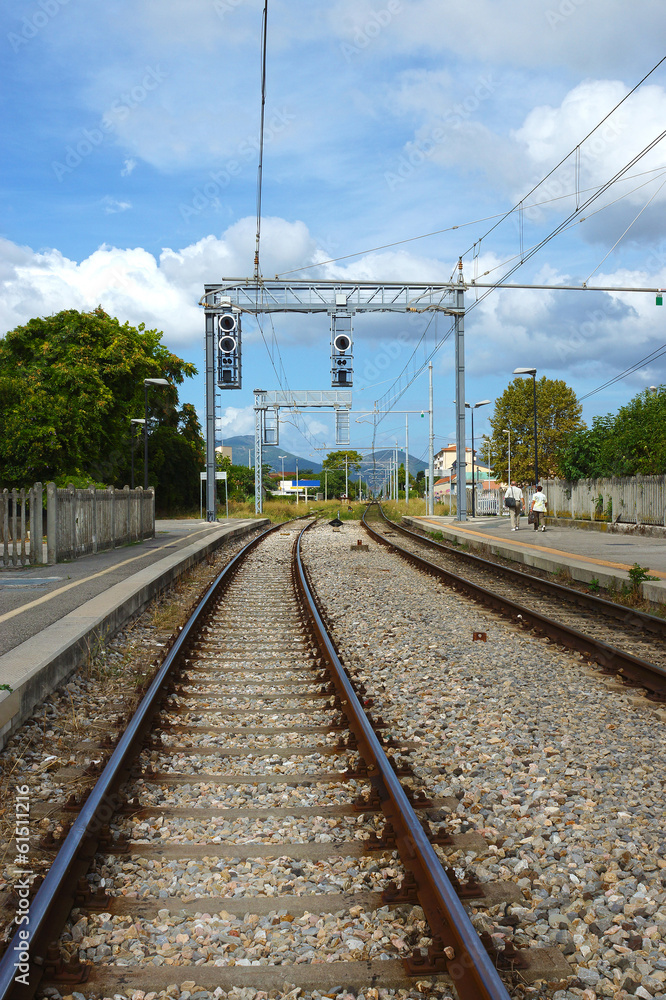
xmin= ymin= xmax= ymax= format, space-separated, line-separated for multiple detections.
xmin=102 ymin=196 xmax=132 ymax=214
xmin=0 ymin=217 xmax=324 ymax=347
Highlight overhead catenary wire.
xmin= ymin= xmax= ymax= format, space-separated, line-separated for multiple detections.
xmin=579 ymin=342 xmax=666 ymax=401
xmin=584 ymin=174 xmax=666 ymax=284
xmin=253 ymin=0 xmax=269 ymax=283
xmin=458 ymin=54 xmax=666 ymax=260
xmin=272 ymin=163 xmax=666 ymax=280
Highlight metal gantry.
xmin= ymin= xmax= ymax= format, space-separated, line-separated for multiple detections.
xmin=201 ymin=279 xmax=465 ymax=520
xmin=252 ymin=389 xmax=352 ymax=513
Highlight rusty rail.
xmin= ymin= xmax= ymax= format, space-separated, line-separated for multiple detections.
xmin=294 ymin=520 xmax=512 ymax=1000
xmin=0 ymin=517 xmax=298 ymax=1000
xmin=362 ymin=505 xmax=666 ymax=700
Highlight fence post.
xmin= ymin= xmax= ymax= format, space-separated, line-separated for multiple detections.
xmin=90 ymin=487 xmax=98 ymax=554
xmin=46 ymin=482 xmax=57 ymax=565
xmin=107 ymin=485 xmax=116 ymax=548
xmin=2 ymin=489 xmax=8 ymax=568
xmin=67 ymin=484 xmax=76 ymax=560
xmin=11 ymin=488 xmax=18 ymax=568
xmin=19 ymin=489 xmax=26 ymax=565
xmin=31 ymin=482 xmax=43 ymax=565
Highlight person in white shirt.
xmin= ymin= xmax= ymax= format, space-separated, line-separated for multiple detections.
xmin=530 ymin=485 xmax=547 ymax=531
xmin=504 ymin=481 xmax=524 ymax=530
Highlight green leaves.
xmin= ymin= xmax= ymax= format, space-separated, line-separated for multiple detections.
xmin=0 ymin=308 xmax=198 ymax=496
xmin=557 ymin=388 xmax=666 ymax=479
xmin=483 ymin=376 xmax=583 ymax=484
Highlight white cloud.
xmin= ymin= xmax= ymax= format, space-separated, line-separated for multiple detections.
xmin=0 ymin=217 xmax=328 ymax=347
xmin=121 ymin=158 xmax=137 ymax=176
xmin=216 ymin=406 xmax=255 ymax=439
xmin=102 ymin=197 xmax=132 ymax=214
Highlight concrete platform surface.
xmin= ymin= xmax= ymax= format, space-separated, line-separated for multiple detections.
xmin=402 ymin=514 xmax=666 ymax=607
xmin=0 ymin=518 xmax=267 ymax=748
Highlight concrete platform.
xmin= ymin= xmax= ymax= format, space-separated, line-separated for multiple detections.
xmin=0 ymin=518 xmax=267 ymax=749
xmin=402 ymin=514 xmax=666 ymax=608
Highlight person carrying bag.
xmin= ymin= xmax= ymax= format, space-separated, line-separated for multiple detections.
xmin=504 ymin=481 xmax=524 ymax=531
xmin=530 ymin=485 xmax=547 ymax=531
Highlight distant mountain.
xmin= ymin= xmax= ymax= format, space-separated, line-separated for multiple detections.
xmin=217 ymin=436 xmax=428 ymax=482
xmin=216 ymin=436 xmax=323 ymax=475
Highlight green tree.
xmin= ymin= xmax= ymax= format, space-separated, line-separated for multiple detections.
xmin=482 ymin=376 xmax=583 ymax=484
xmin=0 ymin=308 xmax=196 ymax=490
xmin=148 ymin=404 xmax=205 ymax=513
xmin=216 ymin=455 xmax=274 ymax=500
xmin=322 ymin=450 xmax=363 ymax=497
xmin=557 ymin=387 xmax=666 ymax=479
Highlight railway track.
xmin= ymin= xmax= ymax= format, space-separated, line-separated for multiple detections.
xmin=0 ymin=517 xmax=533 ymax=1000
xmin=362 ymin=505 xmax=666 ymax=700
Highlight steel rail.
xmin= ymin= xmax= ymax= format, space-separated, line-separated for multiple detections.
xmin=293 ymin=520 xmax=512 ymax=1000
xmin=362 ymin=507 xmax=666 ymax=699
xmin=387 ymin=508 xmax=666 ymax=639
xmin=0 ymin=517 xmax=302 ymax=1000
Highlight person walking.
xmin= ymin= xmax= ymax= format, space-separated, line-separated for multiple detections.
xmin=504 ymin=481 xmax=524 ymax=530
xmin=530 ymin=485 xmax=547 ymax=531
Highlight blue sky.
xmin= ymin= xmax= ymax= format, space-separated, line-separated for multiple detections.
xmin=2 ymin=0 xmax=666 ymax=467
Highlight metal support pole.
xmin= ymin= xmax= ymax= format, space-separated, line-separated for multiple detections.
xmin=455 ymin=263 xmax=467 ymax=521
xmin=532 ymin=374 xmax=539 ymax=487
xmin=405 ymin=414 xmax=409 ymax=506
xmin=428 ymin=364 xmax=434 ymax=516
xmin=143 ymin=384 xmax=149 ymax=491
xmin=471 ymin=407 xmax=475 ymax=518
xmin=131 ymin=425 xmax=135 ymax=491
xmin=345 ymin=454 xmax=348 ymax=499
xmin=254 ymin=393 xmax=263 ymax=514
xmin=205 ymin=312 xmax=217 ymax=521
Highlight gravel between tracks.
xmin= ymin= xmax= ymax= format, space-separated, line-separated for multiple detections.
xmin=302 ymin=521 xmax=666 ymax=1000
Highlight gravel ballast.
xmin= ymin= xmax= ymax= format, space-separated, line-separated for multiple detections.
xmin=302 ymin=520 xmax=666 ymax=999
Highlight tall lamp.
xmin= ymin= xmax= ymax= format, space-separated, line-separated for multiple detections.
xmin=144 ymin=378 xmax=170 ymax=489
xmin=502 ymin=427 xmax=511 ymax=485
xmin=130 ymin=418 xmax=145 ymax=489
xmin=513 ymin=368 xmax=538 ymax=486
xmin=465 ymin=400 xmax=491 ymax=517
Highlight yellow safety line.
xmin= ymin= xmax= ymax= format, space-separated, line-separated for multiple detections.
xmin=0 ymin=526 xmax=222 ymax=627
xmin=416 ymin=517 xmax=666 ymax=580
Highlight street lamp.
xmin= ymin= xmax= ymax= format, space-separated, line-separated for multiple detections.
xmin=464 ymin=400 xmax=491 ymax=517
xmin=130 ymin=419 xmax=145 ymax=489
xmin=502 ymin=427 xmax=511 ymax=485
xmin=513 ymin=367 xmax=538 ymax=486
xmin=278 ymin=455 xmax=287 ymax=490
xmin=143 ymin=378 xmax=170 ymax=490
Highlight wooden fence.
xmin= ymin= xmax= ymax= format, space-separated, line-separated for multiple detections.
xmin=0 ymin=485 xmax=44 ymax=567
xmin=541 ymin=475 xmax=666 ymax=526
xmin=0 ymin=483 xmax=155 ymax=566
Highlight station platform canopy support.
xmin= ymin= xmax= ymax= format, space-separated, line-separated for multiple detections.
xmin=200 ymin=278 xmax=465 ymax=521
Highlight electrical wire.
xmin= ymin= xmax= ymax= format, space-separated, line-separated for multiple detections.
xmin=584 ymin=174 xmax=666 ymax=284
xmin=253 ymin=0 xmax=269 ymax=283
xmin=272 ymin=164 xmax=666 ymax=281
xmin=579 ymin=342 xmax=666 ymax=401
xmin=459 ymin=54 xmax=666 ymax=259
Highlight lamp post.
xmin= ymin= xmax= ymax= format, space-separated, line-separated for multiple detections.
xmin=503 ymin=427 xmax=511 ymax=486
xmin=513 ymin=367 xmax=538 ymax=486
xmin=130 ymin=419 xmax=145 ymax=489
xmin=464 ymin=400 xmax=491 ymax=517
xmin=278 ymin=455 xmax=287 ymax=492
xmin=295 ymin=459 xmax=299 ymax=506
xmin=143 ymin=378 xmax=170 ymax=490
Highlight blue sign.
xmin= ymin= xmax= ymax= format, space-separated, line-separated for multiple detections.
xmin=290 ymin=480 xmax=320 ymax=487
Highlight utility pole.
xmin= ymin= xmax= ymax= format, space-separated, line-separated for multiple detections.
xmin=454 ymin=260 xmax=467 ymax=521
xmin=405 ymin=414 xmax=409 ymax=506
xmin=428 ymin=364 xmax=434 ymax=516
